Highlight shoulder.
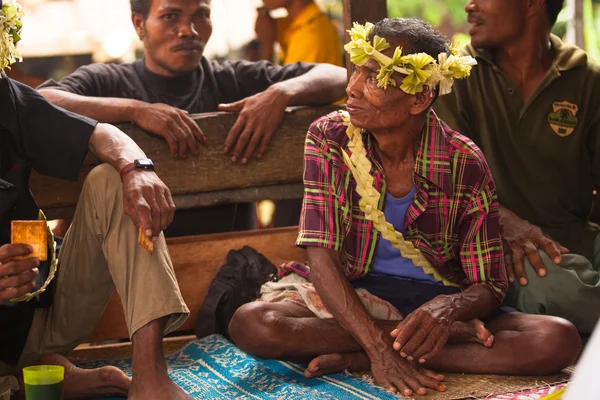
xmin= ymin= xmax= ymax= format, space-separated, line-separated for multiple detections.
xmin=305 ymin=111 xmax=350 ymax=158
xmin=442 ymin=119 xmax=493 ymax=183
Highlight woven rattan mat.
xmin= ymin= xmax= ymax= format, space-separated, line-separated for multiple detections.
xmin=353 ymin=366 xmax=573 ymax=399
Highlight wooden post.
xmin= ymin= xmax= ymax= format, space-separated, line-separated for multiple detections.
xmin=342 ymin=0 xmax=388 ymax=76
xmin=567 ymin=0 xmax=585 ymax=49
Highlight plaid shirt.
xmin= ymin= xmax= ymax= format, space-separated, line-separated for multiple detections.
xmin=284 ymin=110 xmax=508 ymax=302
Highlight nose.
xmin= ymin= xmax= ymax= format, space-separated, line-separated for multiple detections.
xmin=465 ymin=0 xmax=477 ymax=13
xmin=346 ymin=71 xmax=363 ymax=99
xmin=178 ymin=20 xmax=199 ymax=39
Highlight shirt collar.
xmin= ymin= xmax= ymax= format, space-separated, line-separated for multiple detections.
xmin=414 ymin=110 xmax=454 ymax=195
xmin=466 ymin=34 xmax=588 ymax=72
xmin=363 ymin=109 xmax=454 ymax=195
xmin=289 ymin=2 xmax=322 ymax=31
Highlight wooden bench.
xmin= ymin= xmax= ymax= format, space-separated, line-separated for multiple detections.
xmin=27 ymin=0 xmax=390 ymax=360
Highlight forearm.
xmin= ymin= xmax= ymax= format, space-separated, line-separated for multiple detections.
xmin=426 ymin=284 xmax=499 ymax=323
xmin=88 ymin=123 xmax=146 ymax=172
xmin=39 ymin=89 xmax=143 ymax=123
xmin=272 ymin=64 xmax=347 ymax=106
xmin=308 ymin=248 xmax=390 ymax=358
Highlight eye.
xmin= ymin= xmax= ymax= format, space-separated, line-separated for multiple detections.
xmin=197 ymin=10 xmax=210 ymax=19
xmin=161 ymin=13 xmax=176 ymax=21
xmin=367 ymin=75 xmax=378 ymax=84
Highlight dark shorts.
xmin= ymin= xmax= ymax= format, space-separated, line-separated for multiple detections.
xmin=351 ymin=274 xmax=514 ymax=318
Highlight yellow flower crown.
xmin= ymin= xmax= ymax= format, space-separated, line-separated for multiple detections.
xmin=344 ymin=22 xmax=477 ymax=95
xmin=0 ymin=0 xmax=23 ymax=75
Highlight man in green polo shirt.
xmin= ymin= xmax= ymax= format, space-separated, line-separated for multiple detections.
xmin=434 ymin=0 xmax=600 ymax=333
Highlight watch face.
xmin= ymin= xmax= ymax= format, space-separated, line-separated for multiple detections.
xmin=134 ymin=158 xmax=154 ymax=168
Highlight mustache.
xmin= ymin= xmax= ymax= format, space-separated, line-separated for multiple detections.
xmin=467 ymin=13 xmax=484 ymax=25
xmin=171 ymin=41 xmax=204 ymax=52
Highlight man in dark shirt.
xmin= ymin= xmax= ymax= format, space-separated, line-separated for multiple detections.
xmin=0 ymin=73 xmax=192 ymax=399
xmin=39 ymin=0 xmax=346 ymax=235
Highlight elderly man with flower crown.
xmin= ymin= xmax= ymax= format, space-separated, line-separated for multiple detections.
xmin=228 ymin=18 xmax=581 ymax=397
xmin=0 ymin=1 xmax=196 ymax=399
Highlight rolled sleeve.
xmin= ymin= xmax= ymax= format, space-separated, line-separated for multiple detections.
xmin=10 ymin=79 xmax=96 ymax=180
xmin=458 ymin=174 xmax=508 ymax=302
xmin=296 ymin=118 xmax=346 ymax=250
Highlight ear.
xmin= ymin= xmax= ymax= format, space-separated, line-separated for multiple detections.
xmin=410 ymin=88 xmax=436 ymax=116
xmin=526 ymin=0 xmax=545 ymax=19
xmin=132 ymin=13 xmax=145 ymax=40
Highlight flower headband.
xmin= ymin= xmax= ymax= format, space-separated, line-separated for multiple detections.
xmin=344 ymin=22 xmax=477 ymax=95
xmin=0 ymin=0 xmax=23 ymax=75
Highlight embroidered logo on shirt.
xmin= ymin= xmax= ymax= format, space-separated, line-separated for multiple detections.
xmin=548 ymin=101 xmax=579 ymax=137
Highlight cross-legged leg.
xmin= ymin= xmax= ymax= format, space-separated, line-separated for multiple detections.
xmin=229 ymin=301 xmax=580 ymax=378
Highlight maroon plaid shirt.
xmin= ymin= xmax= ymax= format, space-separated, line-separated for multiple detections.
xmin=282 ymin=110 xmax=508 ymax=301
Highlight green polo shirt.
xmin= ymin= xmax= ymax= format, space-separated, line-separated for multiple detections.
xmin=435 ymin=34 xmax=600 ymax=262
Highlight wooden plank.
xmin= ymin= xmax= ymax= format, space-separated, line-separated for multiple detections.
xmin=43 ymin=183 xmax=304 ymax=220
xmin=31 ymin=105 xmax=339 ymax=213
xmin=70 ymin=335 xmax=195 ymax=362
xmin=342 ymin=0 xmax=388 ymax=76
xmin=84 ymin=226 xmax=307 ymax=343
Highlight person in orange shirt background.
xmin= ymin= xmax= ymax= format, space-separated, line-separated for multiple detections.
xmin=254 ymin=0 xmax=344 ymax=228
xmin=255 ymin=0 xmax=343 ymax=67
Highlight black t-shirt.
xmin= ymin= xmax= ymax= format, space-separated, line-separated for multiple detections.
xmin=0 ymin=75 xmax=96 ymax=365
xmin=38 ymin=58 xmax=315 ymax=112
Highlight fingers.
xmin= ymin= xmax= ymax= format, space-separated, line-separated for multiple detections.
xmin=415 ymin=369 xmax=447 ymax=392
xmin=393 ymin=316 xmax=419 ymax=353
xmin=0 ymin=279 xmax=36 ymax=304
xmin=410 ymin=329 xmax=442 ymax=363
xmin=241 ymin=129 xmax=264 ymax=163
xmin=163 ymin=188 xmax=176 ymax=228
xmin=0 ymin=243 xmax=33 ymax=262
xmin=398 ymin=327 xmax=428 ymax=361
xmin=166 ymin=118 xmax=192 ymax=158
xmin=524 ymin=241 xmax=547 ymax=279
xmin=231 ymin=126 xmax=253 ymax=163
xmin=130 ymin=191 xmax=153 ymax=239
xmin=537 ymin=236 xmax=564 ymax=265
xmin=154 ymin=187 xmax=171 ymax=232
xmin=171 ymin=113 xmax=199 ymax=157
xmin=256 ymin=128 xmax=276 ymax=159
xmin=224 ymin=115 xmax=245 ymax=157
xmin=218 ymin=100 xmax=244 ymax=113
xmin=181 ymin=113 xmax=206 ymax=146
xmin=0 ymin=267 xmax=39 ymax=291
xmin=0 ymin=257 xmax=40 ymax=278
xmin=511 ymin=246 xmax=527 ymax=286
xmin=141 ymin=186 xmax=162 ymax=240
xmin=504 ymin=243 xmax=516 ymax=283
xmin=421 ymin=367 xmax=446 ymax=382
xmin=416 ymin=333 xmax=447 ymax=364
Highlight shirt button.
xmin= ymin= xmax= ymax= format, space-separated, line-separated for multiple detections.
xmin=508 ymin=88 xmax=515 ymax=95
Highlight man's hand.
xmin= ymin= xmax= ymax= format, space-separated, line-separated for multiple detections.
xmin=390 ymin=302 xmax=452 ymax=364
xmin=131 ymin=103 xmax=206 ymax=158
xmin=121 ymin=170 xmax=176 ymax=242
xmin=371 ymin=346 xmax=446 ymax=396
xmin=499 ymin=206 xmax=569 ymax=285
xmin=0 ymin=244 xmax=40 ymax=304
xmin=219 ymin=87 xmax=288 ymax=163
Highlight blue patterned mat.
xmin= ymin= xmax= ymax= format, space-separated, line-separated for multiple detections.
xmin=82 ymin=334 xmax=396 ymax=399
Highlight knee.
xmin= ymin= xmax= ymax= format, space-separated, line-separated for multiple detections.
xmin=229 ymin=302 xmax=287 ymax=359
xmin=83 ymin=164 xmax=121 ymax=196
xmin=528 ymin=317 xmax=581 ymax=375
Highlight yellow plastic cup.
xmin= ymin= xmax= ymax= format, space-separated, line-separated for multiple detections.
xmin=22 ymin=365 xmax=64 ymax=400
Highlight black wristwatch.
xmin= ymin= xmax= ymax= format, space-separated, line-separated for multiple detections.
xmin=119 ymin=158 xmax=155 ymax=179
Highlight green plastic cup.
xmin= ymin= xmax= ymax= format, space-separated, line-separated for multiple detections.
xmin=22 ymin=365 xmax=64 ymax=400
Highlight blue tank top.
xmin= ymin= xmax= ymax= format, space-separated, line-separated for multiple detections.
xmin=370 ymin=187 xmax=441 ymax=285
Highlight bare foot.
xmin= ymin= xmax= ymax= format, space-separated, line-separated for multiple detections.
xmin=129 ymin=374 xmax=192 ymax=400
xmin=38 ymin=353 xmax=130 ymax=399
xmin=449 ymin=319 xmax=494 ymax=347
xmin=304 ymin=352 xmax=370 ymax=378
xmin=304 ymin=352 xmax=447 ymax=384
